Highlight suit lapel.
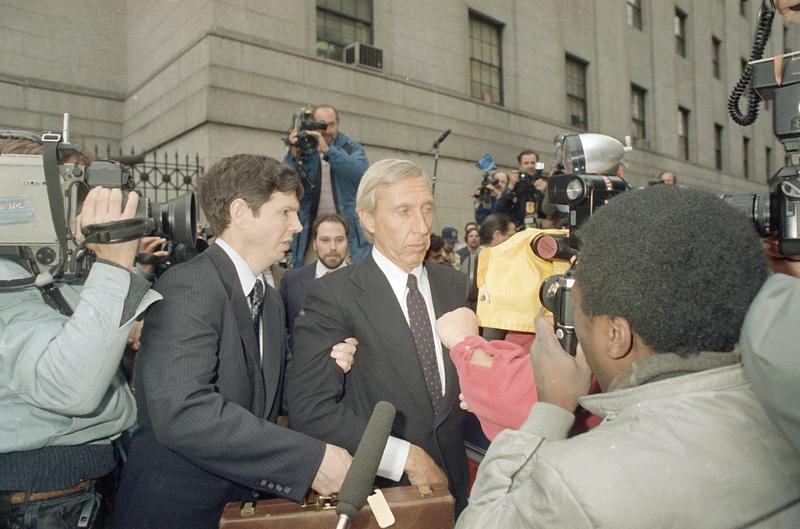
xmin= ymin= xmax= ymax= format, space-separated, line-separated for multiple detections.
xmin=425 ymin=263 xmax=461 ymax=428
xmin=352 ymin=256 xmax=435 ymax=419
xmin=205 ymin=245 xmax=264 ymax=406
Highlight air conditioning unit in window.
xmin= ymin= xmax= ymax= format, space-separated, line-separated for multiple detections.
xmin=344 ymin=42 xmax=383 ymax=70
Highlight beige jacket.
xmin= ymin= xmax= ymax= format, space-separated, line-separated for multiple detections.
xmin=458 ymin=363 xmax=800 ymax=529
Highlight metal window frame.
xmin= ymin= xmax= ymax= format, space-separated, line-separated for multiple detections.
xmin=626 ymin=0 xmax=643 ymax=30
xmin=714 ymin=123 xmax=724 ymax=171
xmin=468 ymin=10 xmax=505 ymax=106
xmin=566 ymin=54 xmax=589 ymax=130
xmin=678 ymin=106 xmax=690 ymax=160
xmin=316 ymin=1 xmax=374 ymax=53
xmin=675 ymin=9 xmax=687 ymax=57
xmin=631 ymin=84 xmax=647 ymax=139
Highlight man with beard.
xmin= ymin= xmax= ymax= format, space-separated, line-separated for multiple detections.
xmin=280 ymin=213 xmax=350 ymax=351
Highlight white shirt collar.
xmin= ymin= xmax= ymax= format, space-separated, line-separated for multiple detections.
xmin=371 ymin=246 xmax=423 ymax=300
xmin=215 ymin=238 xmax=259 ymax=298
xmin=315 ymin=259 xmax=347 ymax=279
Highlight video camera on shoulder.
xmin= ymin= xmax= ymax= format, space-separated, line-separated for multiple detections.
xmin=725 ymin=2 xmax=800 ymax=257
xmin=534 ymin=133 xmax=632 ymax=354
xmin=0 ymin=123 xmax=196 ymax=288
xmin=288 ymin=105 xmax=328 ymax=159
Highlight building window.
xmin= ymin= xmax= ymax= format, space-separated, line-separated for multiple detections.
xmin=316 ymin=0 xmax=373 ymax=61
xmin=675 ymin=9 xmax=687 ymax=57
xmin=766 ymin=146 xmax=773 ymax=179
xmin=714 ymin=123 xmax=724 ymax=171
xmin=631 ymin=85 xmax=647 ymax=142
xmin=743 ymin=136 xmax=751 ymax=178
xmin=469 ymin=12 xmax=504 ymax=105
xmin=566 ymin=55 xmax=588 ymax=129
xmin=678 ymin=106 xmax=690 ymax=160
xmin=740 ymin=0 xmax=749 ymax=17
xmin=673 ymin=9 xmax=686 ymax=57
xmin=712 ymin=36 xmax=721 ymax=79
xmin=626 ymin=0 xmax=643 ymax=30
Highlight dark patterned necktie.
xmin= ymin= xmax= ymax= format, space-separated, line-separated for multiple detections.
xmin=406 ymin=274 xmax=443 ymax=414
xmin=249 ymin=279 xmax=265 ymax=341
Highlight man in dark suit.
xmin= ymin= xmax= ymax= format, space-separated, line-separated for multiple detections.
xmin=114 ymin=155 xmax=352 ymax=529
xmin=280 ymin=212 xmax=349 ymax=351
xmin=288 ymin=159 xmax=470 ymax=515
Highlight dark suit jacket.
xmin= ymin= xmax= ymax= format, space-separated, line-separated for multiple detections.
xmin=287 ymin=254 xmax=469 ymax=513
xmin=278 ymin=262 xmax=316 ymax=351
xmin=114 ymin=245 xmax=325 ymax=529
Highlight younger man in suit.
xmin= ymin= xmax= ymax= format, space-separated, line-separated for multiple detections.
xmin=114 ymin=155 xmax=352 ymax=529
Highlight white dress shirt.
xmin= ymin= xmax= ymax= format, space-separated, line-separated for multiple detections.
xmin=216 ymin=238 xmax=264 ymax=360
xmin=314 ymin=259 xmax=347 ymax=279
xmin=370 ymin=247 xmax=446 ymax=481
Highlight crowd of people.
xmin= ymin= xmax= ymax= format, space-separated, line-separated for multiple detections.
xmin=1 ymin=85 xmax=799 ymax=529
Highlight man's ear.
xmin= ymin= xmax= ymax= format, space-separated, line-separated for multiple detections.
xmin=228 ymin=198 xmax=250 ymax=228
xmin=358 ymin=210 xmax=375 ymax=236
xmin=605 ymin=315 xmax=634 ymax=360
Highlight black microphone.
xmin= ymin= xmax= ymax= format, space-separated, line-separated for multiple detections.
xmin=335 ymin=401 xmax=396 ymax=529
xmin=432 ymin=129 xmax=452 ymax=149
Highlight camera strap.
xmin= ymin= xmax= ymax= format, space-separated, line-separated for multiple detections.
xmin=81 ymin=218 xmax=156 ymax=245
xmin=42 ymin=136 xmax=69 ymax=274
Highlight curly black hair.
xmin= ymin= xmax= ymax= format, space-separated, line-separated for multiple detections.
xmin=574 ymin=185 xmax=768 ymax=356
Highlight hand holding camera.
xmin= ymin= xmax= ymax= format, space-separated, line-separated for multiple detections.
xmin=76 ymin=187 xmax=141 ymax=270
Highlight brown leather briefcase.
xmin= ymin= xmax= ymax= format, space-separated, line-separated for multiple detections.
xmin=218 ymin=484 xmax=454 ymax=529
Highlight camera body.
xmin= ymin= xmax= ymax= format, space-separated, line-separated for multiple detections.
xmin=477 ymin=173 xmax=500 ymax=209
xmin=722 ymin=57 xmax=800 ymax=257
xmin=0 ymin=132 xmax=197 ymax=283
xmin=534 ymin=133 xmax=631 ymax=354
xmin=292 ymin=108 xmax=328 ymax=158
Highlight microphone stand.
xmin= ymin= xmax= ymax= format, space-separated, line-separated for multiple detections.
xmin=430 ymin=129 xmax=451 ymax=195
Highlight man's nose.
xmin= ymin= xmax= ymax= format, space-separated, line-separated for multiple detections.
xmin=289 ymin=212 xmax=302 ymax=233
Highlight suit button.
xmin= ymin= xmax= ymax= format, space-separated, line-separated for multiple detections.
xmin=275 ymin=484 xmax=283 ymax=492
xmin=284 ymin=487 xmax=292 ymax=495
xmin=260 ymin=479 xmax=268 ymax=486
xmin=268 ymin=482 xmax=275 ymax=489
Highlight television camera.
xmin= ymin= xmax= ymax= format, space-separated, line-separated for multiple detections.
xmin=0 ymin=126 xmax=196 ymax=290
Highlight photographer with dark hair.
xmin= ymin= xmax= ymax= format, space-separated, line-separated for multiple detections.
xmin=284 ymin=104 xmax=369 ymax=268
xmin=441 ymin=186 xmax=800 ymax=528
xmin=499 ymin=150 xmax=558 ymax=228
xmin=0 ymin=139 xmax=162 ymax=528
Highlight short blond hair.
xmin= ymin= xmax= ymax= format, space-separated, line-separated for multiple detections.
xmin=356 ymin=159 xmax=429 ymax=216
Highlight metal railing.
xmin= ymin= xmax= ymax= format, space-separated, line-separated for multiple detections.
xmin=93 ymin=145 xmax=202 ymax=203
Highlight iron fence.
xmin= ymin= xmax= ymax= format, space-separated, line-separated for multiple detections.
xmin=93 ymin=145 xmax=202 ymax=204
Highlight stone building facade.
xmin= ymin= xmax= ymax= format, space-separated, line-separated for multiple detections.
xmin=1 ymin=0 xmax=795 ymax=229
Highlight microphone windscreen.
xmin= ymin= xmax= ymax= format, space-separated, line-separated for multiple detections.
xmin=336 ymin=401 xmax=396 ymax=519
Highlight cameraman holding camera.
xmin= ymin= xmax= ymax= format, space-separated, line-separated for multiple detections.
xmin=501 ymin=150 xmax=558 ymax=228
xmin=0 ymin=139 xmax=161 ymax=528
xmin=284 ymin=104 xmax=369 ymax=268
xmin=474 ymin=171 xmax=509 ymax=224
xmin=442 ymin=187 xmax=800 ymax=528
